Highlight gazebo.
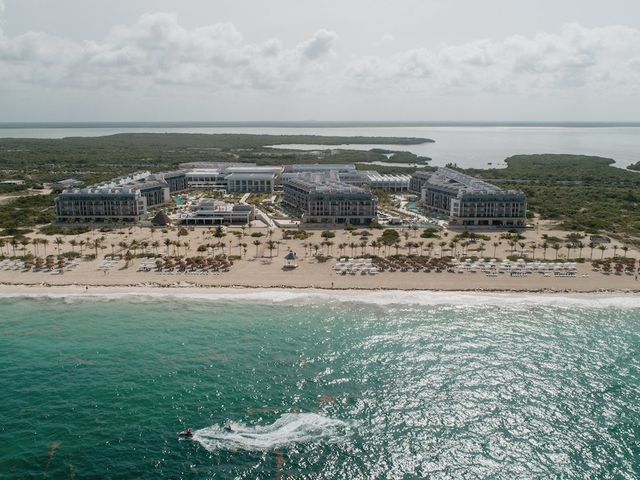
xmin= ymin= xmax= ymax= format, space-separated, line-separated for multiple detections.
xmin=283 ymin=250 xmax=298 ymax=269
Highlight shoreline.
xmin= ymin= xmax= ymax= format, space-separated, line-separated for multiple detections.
xmin=2 ymin=282 xmax=640 ymax=297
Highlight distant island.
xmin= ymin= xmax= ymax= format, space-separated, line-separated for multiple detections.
xmin=626 ymin=161 xmax=640 ymax=171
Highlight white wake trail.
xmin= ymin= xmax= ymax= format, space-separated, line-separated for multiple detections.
xmin=193 ymin=413 xmax=349 ymax=451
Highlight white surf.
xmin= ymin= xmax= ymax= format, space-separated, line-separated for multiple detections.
xmin=193 ymin=413 xmax=348 ymax=452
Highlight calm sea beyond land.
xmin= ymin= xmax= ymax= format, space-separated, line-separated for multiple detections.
xmin=1 ymin=122 xmax=639 ymax=168
xmin=1 ymin=291 xmax=639 ymax=478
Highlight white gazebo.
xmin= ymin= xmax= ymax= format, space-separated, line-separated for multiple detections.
xmin=283 ymin=250 xmax=299 ymax=269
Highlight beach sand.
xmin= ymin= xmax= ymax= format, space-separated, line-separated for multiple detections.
xmin=1 ymin=222 xmax=638 ymax=294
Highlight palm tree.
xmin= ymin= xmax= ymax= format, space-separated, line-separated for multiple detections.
xmin=42 ymin=238 xmax=49 ymax=257
xmin=552 ymin=243 xmax=561 ymax=260
xmin=439 ymin=241 xmax=446 ymax=258
xmin=313 ymin=244 xmax=320 ymax=257
xmin=427 ymin=241 xmax=435 ymax=257
xmin=266 ymin=240 xmax=276 ymax=258
xmin=598 ymin=244 xmax=607 ymax=259
xmin=394 ymin=240 xmax=401 ymax=256
xmin=565 ymin=243 xmax=572 ymax=259
xmin=10 ymin=238 xmax=18 ymax=257
xmin=588 ymin=242 xmax=595 ymax=260
xmin=93 ymin=238 xmax=102 ymax=257
xmin=360 ymin=240 xmax=367 ymax=256
xmin=418 ymin=241 xmax=425 ymax=256
xmin=124 ymin=250 xmax=134 ymax=268
xmin=622 ymin=245 xmax=629 ymax=257
xmin=542 ymin=242 xmax=548 ymax=260
xmin=19 ymin=238 xmax=29 ymax=256
xmin=493 ymin=242 xmax=499 ymax=258
xmin=164 ymin=238 xmax=172 ymax=255
xmin=576 ymin=241 xmax=584 ymax=259
xmin=253 ymin=239 xmax=262 ymax=258
xmin=152 ymin=240 xmax=160 ymax=255
xmin=349 ymin=242 xmax=357 ymax=257
xmin=326 ymin=241 xmax=334 ymax=255
xmin=613 ymin=245 xmax=619 ymax=258
xmin=32 ymin=238 xmax=40 ymax=255
xmin=54 ymin=237 xmax=64 ymax=255
xmin=518 ymin=242 xmax=526 ymax=257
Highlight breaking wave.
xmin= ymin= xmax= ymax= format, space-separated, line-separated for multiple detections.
xmin=1 ymin=288 xmax=640 ymax=309
xmin=191 ymin=413 xmax=349 ymax=452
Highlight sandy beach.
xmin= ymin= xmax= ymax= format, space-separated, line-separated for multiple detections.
xmin=1 ymin=222 xmax=638 ymax=295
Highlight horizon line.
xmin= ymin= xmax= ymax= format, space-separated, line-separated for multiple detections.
xmin=1 ymin=120 xmax=640 ymax=129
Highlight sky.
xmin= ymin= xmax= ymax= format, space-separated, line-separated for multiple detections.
xmin=0 ymin=0 xmax=639 ymax=122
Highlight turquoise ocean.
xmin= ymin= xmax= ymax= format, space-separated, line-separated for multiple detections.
xmin=0 ymin=291 xmax=639 ymax=479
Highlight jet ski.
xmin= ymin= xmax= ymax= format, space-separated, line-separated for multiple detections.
xmin=178 ymin=429 xmax=194 ymax=438
xmin=224 ymin=424 xmax=233 ymax=433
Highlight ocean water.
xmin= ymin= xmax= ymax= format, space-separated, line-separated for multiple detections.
xmin=0 ymin=291 xmax=639 ymax=479
xmin=0 ymin=122 xmax=639 ymax=168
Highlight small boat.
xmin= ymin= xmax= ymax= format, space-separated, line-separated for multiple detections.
xmin=178 ymin=429 xmax=194 ymax=438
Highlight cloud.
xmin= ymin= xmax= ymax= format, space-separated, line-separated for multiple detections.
xmin=0 ymin=15 xmax=638 ymax=101
xmin=0 ymin=12 xmax=337 ymax=91
xmin=298 ymin=29 xmax=337 ymax=60
xmin=344 ymin=23 xmax=640 ymax=94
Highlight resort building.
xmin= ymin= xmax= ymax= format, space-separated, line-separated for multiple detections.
xmin=358 ymin=171 xmax=410 ymax=192
xmin=159 ymin=171 xmax=188 ymax=192
xmin=184 ymin=168 xmax=229 ymax=189
xmin=283 ymin=173 xmax=377 ymax=225
xmin=181 ymin=163 xmax=282 ymax=192
xmin=177 ymin=199 xmax=254 ymax=226
xmin=287 ymin=165 xmax=410 ymax=192
xmin=55 ymin=186 xmax=147 ymax=224
xmin=409 ymin=170 xmax=433 ymax=194
xmin=420 ymin=167 xmax=527 ymax=227
xmin=55 ymin=171 xmax=184 ymax=224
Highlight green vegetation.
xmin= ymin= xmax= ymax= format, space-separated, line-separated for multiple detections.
xmin=420 ymin=228 xmax=440 ymax=239
xmin=627 ymin=161 xmax=640 ymax=171
xmin=282 ymin=230 xmax=312 ymax=240
xmin=462 ymin=154 xmax=640 ymax=240
xmin=0 ymin=133 xmax=431 ymax=186
xmin=39 ymin=225 xmax=91 ymax=236
xmin=0 ymin=193 xmax=55 ymax=229
xmin=380 ymin=229 xmax=401 ymax=245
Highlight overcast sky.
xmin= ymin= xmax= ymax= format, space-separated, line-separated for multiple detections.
xmin=1 ymin=0 xmax=639 ymax=122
